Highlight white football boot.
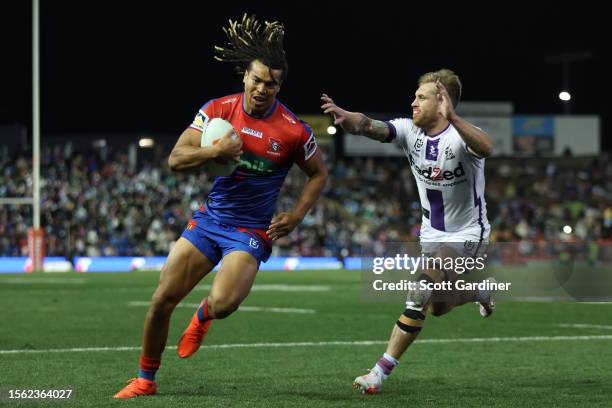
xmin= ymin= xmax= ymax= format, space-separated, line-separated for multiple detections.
xmin=353 ymin=369 xmax=384 ymax=394
xmin=478 ymin=277 xmax=497 ymax=318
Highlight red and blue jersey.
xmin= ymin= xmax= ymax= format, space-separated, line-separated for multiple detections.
xmin=189 ymin=93 xmax=318 ymax=229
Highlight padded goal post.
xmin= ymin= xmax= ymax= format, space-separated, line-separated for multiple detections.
xmin=0 ymin=198 xmax=44 ymax=272
xmin=27 ymin=227 xmax=45 ymax=272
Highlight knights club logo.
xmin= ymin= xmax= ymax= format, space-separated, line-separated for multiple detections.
xmin=267 ymin=138 xmax=282 ymax=155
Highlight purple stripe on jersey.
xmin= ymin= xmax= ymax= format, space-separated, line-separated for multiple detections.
xmin=473 ymin=175 xmax=485 ymax=241
xmin=425 ymin=138 xmax=440 ymax=161
xmin=383 ymin=121 xmax=397 ymax=143
xmin=428 ymin=123 xmax=451 ymax=138
xmin=426 ymin=189 xmax=445 ymax=231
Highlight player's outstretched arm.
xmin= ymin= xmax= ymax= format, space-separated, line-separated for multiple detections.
xmin=436 ymin=80 xmax=493 ymax=157
xmin=321 ymin=94 xmax=390 ymax=142
xmin=168 ymin=128 xmax=243 ymax=172
xmin=266 ymin=149 xmax=328 ymax=241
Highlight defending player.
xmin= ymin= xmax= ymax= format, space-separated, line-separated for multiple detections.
xmin=321 ymin=69 xmax=496 ymax=394
xmin=114 ymin=15 xmax=327 ymax=398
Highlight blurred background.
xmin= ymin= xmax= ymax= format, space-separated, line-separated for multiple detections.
xmin=1 ymin=1 xmax=609 ymax=268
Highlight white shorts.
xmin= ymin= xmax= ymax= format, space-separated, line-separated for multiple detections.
xmin=419 ymin=223 xmax=490 ymax=261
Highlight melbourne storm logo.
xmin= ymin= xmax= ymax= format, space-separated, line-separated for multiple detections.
xmin=425 ymin=139 xmax=440 ymax=161
xmin=429 ymin=144 xmax=438 ymax=157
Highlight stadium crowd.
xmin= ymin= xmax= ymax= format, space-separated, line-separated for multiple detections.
xmin=1 ymin=144 xmax=611 ymax=259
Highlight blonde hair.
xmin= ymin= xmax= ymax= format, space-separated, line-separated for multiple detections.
xmin=418 ymin=69 xmax=462 ymax=107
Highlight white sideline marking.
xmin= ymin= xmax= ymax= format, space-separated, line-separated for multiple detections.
xmin=559 ymin=323 xmax=612 ymax=330
xmin=127 ymin=301 xmax=316 ymax=314
xmin=194 ymin=284 xmax=331 ymax=292
xmin=2 ymin=335 xmax=611 ymax=355
xmin=0 ymin=278 xmax=87 ymax=284
xmin=514 ymin=297 xmax=612 ymax=302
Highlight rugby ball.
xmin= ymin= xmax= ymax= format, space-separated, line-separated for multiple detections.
xmin=200 ymin=118 xmax=240 ymax=176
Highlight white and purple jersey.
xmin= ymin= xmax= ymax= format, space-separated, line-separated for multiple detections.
xmin=387 ymin=118 xmax=490 ymax=242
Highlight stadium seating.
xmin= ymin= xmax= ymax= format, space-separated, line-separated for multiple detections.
xmin=1 ymin=146 xmax=611 ymax=258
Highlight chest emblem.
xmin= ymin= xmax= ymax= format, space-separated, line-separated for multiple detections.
xmin=267 ymin=138 xmax=282 ymax=156
xmin=425 ymin=139 xmax=440 ymax=161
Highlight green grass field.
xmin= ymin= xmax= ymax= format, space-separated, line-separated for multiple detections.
xmin=1 ymin=269 xmax=611 ymax=407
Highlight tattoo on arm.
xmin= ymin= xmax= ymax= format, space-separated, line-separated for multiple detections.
xmin=363 ymin=119 xmax=390 ymax=141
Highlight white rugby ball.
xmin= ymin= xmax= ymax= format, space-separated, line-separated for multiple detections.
xmin=200 ymin=118 xmax=240 ymax=176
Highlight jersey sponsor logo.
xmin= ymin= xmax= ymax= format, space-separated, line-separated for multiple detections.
xmin=238 ymin=160 xmax=274 ymax=173
xmin=303 ymin=133 xmax=317 ymax=160
xmin=282 ymin=113 xmax=297 ymax=125
xmin=221 ymin=97 xmax=238 ymax=105
xmin=241 ymin=127 xmax=263 ymax=138
xmin=409 ymin=154 xmax=465 ymax=181
xmin=237 ymin=151 xmax=280 ymax=175
xmin=191 ymin=111 xmax=209 ymax=131
xmin=431 ymin=166 xmax=443 ymax=180
xmin=267 ymin=138 xmax=282 ymax=156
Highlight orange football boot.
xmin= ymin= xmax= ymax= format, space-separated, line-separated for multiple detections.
xmin=177 ymin=306 xmax=212 ymax=358
xmin=113 ymin=377 xmax=157 ymax=399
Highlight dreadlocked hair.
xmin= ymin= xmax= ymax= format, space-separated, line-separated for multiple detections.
xmin=214 ymin=14 xmax=288 ymax=81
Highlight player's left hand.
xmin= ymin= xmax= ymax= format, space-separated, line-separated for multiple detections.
xmin=436 ymin=80 xmax=456 ymax=120
xmin=266 ymin=212 xmax=301 ymax=241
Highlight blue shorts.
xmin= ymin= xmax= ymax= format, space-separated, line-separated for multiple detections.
xmin=181 ymin=211 xmax=271 ymax=267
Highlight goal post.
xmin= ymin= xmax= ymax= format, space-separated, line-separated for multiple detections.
xmin=31 ymin=0 xmax=42 ymax=271
xmin=1 ymin=1 xmax=46 ymax=272
xmin=0 ymin=198 xmax=44 ymax=272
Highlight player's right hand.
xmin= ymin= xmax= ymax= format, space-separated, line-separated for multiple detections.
xmin=214 ymin=130 xmax=243 ymax=162
xmin=320 ymin=94 xmax=361 ymax=133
